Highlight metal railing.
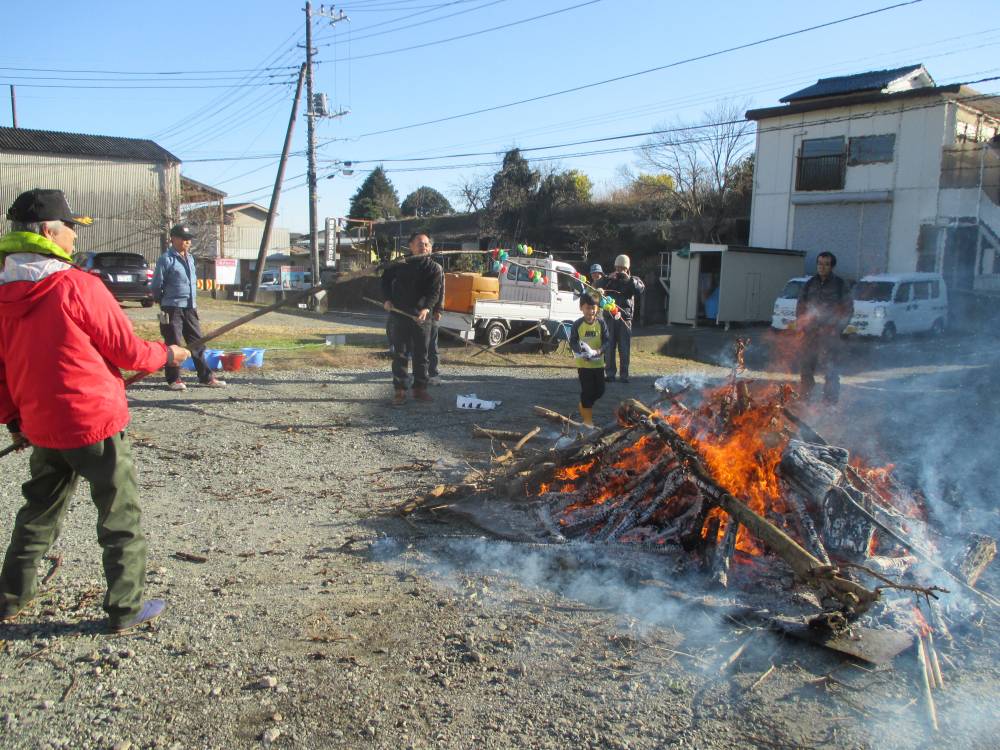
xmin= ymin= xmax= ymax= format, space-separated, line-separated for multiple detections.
xmin=795 ymin=154 xmax=846 ymax=191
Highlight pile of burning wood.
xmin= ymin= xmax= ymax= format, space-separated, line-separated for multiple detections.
xmin=420 ymin=360 xmax=997 ymax=660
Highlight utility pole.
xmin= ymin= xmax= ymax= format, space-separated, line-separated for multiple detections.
xmin=303 ymin=2 xmax=349 ymax=310
xmin=249 ymin=63 xmax=307 ymax=302
xmin=9 ymin=85 xmax=17 ymax=128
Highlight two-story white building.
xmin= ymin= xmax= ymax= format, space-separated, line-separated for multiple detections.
xmin=746 ymin=65 xmax=999 ymax=303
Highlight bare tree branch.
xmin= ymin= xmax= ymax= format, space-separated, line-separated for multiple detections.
xmin=638 ymin=100 xmax=754 ymax=242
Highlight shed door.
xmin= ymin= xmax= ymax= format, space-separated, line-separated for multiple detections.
xmin=744 ymin=272 xmax=762 ymax=319
xmin=668 ymin=253 xmax=699 ymax=324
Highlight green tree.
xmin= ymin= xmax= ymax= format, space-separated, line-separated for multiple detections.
xmin=401 ymin=186 xmax=453 ymax=217
xmin=349 ymin=166 xmax=400 ymax=220
xmin=532 ymin=169 xmax=592 ymax=223
xmin=486 ymin=149 xmax=539 ymax=242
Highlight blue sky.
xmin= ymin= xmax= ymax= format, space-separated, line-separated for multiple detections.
xmin=2 ymin=0 xmax=998 ymax=231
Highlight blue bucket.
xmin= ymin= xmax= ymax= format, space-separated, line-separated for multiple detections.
xmin=241 ymin=347 xmax=265 ymax=367
xmin=203 ymin=349 xmax=224 ymax=370
xmin=180 ymin=357 xmax=196 ymax=371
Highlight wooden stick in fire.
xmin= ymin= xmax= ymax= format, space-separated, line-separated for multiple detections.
xmin=917 ymin=635 xmax=940 ymax=731
xmin=619 ymin=399 xmax=881 ymax=617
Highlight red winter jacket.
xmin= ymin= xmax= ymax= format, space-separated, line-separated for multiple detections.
xmin=0 ymin=238 xmax=167 ymax=450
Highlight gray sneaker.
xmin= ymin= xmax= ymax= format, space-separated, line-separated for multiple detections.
xmin=200 ymin=378 xmax=227 ymax=388
xmin=110 ymin=598 xmax=166 ymax=633
xmin=168 ymin=380 xmax=187 ymax=391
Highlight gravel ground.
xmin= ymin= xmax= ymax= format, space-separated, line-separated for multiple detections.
xmin=1 ymin=348 xmax=998 ymax=748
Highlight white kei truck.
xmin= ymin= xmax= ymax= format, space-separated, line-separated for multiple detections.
xmin=437 ymin=257 xmax=586 ymax=347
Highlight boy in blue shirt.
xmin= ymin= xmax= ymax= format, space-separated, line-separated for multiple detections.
xmin=569 ymin=293 xmax=610 ymax=427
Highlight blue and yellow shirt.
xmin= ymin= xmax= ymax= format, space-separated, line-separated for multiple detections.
xmin=570 ymin=316 xmax=609 ymax=369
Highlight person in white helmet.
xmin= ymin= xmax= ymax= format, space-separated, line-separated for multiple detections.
xmin=600 ymin=254 xmax=644 ymax=383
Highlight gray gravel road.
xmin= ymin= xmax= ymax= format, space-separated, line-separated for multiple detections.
xmin=1 ymin=357 xmax=997 ymax=749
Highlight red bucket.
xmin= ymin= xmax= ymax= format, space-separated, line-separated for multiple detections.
xmin=220 ymin=352 xmax=245 ymax=372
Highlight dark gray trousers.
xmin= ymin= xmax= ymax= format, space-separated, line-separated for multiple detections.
xmin=605 ymin=317 xmax=632 ymax=379
xmin=388 ymin=314 xmax=431 ymax=389
xmin=160 ymin=306 xmax=212 ymax=383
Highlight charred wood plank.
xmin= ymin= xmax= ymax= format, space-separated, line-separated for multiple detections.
xmin=710 ymin=519 xmax=738 ymax=589
xmin=953 ymin=533 xmax=997 ymax=587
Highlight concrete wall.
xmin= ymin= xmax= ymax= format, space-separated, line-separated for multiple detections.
xmin=749 ymin=98 xmax=948 ymax=278
xmin=0 ymin=153 xmax=180 ymax=263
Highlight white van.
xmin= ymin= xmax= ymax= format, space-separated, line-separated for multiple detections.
xmin=770 ymin=276 xmax=810 ymax=330
xmin=845 ymin=272 xmax=948 ymax=341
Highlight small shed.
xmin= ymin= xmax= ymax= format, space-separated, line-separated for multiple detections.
xmin=668 ymin=243 xmax=806 ymax=326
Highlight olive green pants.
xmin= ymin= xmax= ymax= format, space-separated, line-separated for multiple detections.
xmin=0 ymin=432 xmax=147 ymax=626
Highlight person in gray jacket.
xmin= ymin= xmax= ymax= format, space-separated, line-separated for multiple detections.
xmin=598 ymin=254 xmax=644 ymax=383
xmin=151 ymin=224 xmax=225 ymax=390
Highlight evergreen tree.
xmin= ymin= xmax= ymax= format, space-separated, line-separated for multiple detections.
xmin=348 ymin=166 xmax=400 ymax=220
xmin=401 ymin=186 xmax=453 ymax=217
xmin=486 ymin=149 xmax=539 ymax=242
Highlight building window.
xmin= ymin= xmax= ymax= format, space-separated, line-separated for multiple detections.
xmin=796 ymin=137 xmax=846 ymax=191
xmin=848 ymin=134 xmax=895 ymax=165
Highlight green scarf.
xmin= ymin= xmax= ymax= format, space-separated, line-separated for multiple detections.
xmin=0 ymin=231 xmax=74 ymax=265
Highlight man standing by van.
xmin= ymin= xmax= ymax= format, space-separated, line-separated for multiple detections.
xmin=796 ymin=251 xmax=851 ymax=404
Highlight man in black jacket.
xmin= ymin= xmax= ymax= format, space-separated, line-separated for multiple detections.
xmin=795 ymin=251 xmax=852 ymax=404
xmin=598 ymin=254 xmax=644 ymax=383
xmin=381 ymin=233 xmax=444 ymax=405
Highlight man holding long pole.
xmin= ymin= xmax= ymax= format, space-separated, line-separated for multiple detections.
xmin=0 ymin=189 xmax=189 ymax=631
xmin=381 ymin=232 xmax=443 ymax=406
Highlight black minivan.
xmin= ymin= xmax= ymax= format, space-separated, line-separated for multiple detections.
xmin=73 ymin=252 xmax=155 ymax=307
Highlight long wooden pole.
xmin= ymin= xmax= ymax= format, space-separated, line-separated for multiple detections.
xmin=124 ymin=282 xmax=333 ymax=387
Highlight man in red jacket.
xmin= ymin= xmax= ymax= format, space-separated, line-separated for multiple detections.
xmin=0 ymin=189 xmax=189 ymax=632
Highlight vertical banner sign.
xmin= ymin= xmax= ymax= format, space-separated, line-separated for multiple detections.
xmin=215 ymin=258 xmax=238 ymax=286
xmin=325 ymin=217 xmax=338 ymax=268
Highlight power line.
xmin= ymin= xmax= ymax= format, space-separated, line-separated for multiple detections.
xmin=314 ymin=0 xmax=507 ymax=45
xmin=321 ymin=0 xmax=926 ymax=143
xmin=2 ymin=80 xmax=295 ymax=90
xmin=316 ymin=0 xmax=603 ymax=62
xmin=0 ymin=64 xmax=298 ymax=75
xmin=151 ymin=26 xmax=304 ymax=140
xmin=328 ymin=85 xmax=1000 ymax=177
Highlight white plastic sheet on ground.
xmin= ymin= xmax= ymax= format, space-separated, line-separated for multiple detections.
xmin=457 ymin=394 xmax=502 ymax=410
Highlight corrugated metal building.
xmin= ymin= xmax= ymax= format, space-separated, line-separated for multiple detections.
xmin=0 ymin=126 xmax=180 ymax=263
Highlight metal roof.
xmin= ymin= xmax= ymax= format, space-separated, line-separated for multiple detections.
xmin=780 ymin=65 xmax=928 ymax=103
xmin=0 ymin=126 xmax=179 ymax=163
xmin=746 ymin=83 xmax=973 ymax=121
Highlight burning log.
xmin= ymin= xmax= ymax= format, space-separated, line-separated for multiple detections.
xmin=619 ymin=399 xmax=881 ymax=617
xmin=778 ymin=441 xmax=875 ymax=558
xmin=784 ymin=486 xmax=831 ymax=566
xmin=710 ymin=519 xmax=738 ymax=589
xmin=952 ymin=533 xmax=997 ymax=587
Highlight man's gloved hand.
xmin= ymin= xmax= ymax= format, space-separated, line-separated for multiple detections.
xmin=10 ymin=432 xmax=29 ymax=452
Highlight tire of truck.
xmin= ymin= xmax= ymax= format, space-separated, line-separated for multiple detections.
xmin=479 ymin=320 xmax=509 ymax=348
